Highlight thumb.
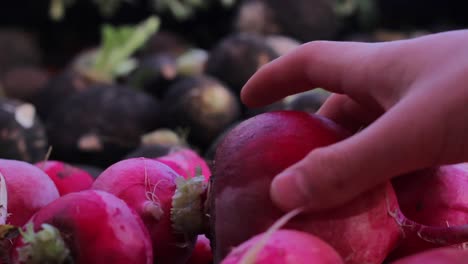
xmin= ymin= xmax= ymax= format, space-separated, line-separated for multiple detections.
xmin=270 ymin=99 xmax=439 ymax=211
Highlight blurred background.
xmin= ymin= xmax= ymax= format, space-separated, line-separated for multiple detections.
xmin=0 ymin=0 xmax=467 ymax=171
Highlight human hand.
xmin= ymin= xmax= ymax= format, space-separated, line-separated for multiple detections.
xmin=241 ymin=30 xmax=468 ymax=212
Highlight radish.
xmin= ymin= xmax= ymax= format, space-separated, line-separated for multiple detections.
xmin=9 ymin=190 xmax=153 ymax=264
xmin=220 ymin=229 xmax=344 ymax=264
xmin=389 ymin=163 xmax=468 ymax=258
xmin=0 ymin=172 xmax=6 ymax=225
xmin=92 ymin=158 xmax=207 ymax=264
xmin=156 ymin=148 xmax=211 ymax=180
xmin=187 ymin=235 xmax=213 ymax=264
xmin=35 ymin=160 xmax=94 ymax=196
xmin=391 ymin=248 xmax=468 ymax=264
xmin=208 ymin=111 xmax=402 ymax=264
xmin=0 ymin=159 xmax=59 ymax=226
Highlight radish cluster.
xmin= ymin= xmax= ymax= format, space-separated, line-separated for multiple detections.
xmin=0 ymin=110 xmax=467 ymax=264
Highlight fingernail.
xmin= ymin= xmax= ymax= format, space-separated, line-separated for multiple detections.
xmin=271 ymin=172 xmax=307 ymax=211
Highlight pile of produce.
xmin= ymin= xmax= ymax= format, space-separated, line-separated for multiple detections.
xmin=0 ymin=1 xmax=467 ymax=263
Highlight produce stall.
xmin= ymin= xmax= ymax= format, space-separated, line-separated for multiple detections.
xmin=0 ymin=1 xmax=467 ymax=263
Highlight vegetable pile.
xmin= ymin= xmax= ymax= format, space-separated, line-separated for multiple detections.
xmin=0 ymin=2 xmax=467 ymax=263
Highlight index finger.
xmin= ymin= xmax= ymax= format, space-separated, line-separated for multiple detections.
xmin=240 ymin=40 xmax=405 ymax=108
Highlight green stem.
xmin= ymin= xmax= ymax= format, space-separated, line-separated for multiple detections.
xmin=90 ymin=16 xmax=160 ymax=82
xmin=171 ymin=175 xmax=208 ymax=237
xmin=17 ymin=224 xmax=72 ymax=264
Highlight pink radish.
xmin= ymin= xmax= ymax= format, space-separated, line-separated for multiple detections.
xmin=9 ymin=190 xmax=152 ymax=264
xmin=187 ymin=235 xmax=213 ymax=264
xmin=391 ymin=248 xmax=468 ymax=264
xmin=209 ymin=111 xmax=402 ymax=264
xmin=35 ymin=160 xmax=94 ymax=196
xmin=92 ymin=158 xmax=207 ymax=264
xmin=0 ymin=172 xmax=6 ymax=225
xmin=221 ymin=229 xmax=344 ymax=264
xmin=0 ymin=159 xmax=59 ymax=226
xmin=156 ymin=148 xmax=211 ymax=180
xmin=389 ymin=163 xmax=468 ymax=258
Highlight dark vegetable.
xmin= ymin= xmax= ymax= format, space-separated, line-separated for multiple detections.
xmin=0 ymin=66 xmax=50 ymax=102
xmin=162 ymin=75 xmax=240 ymax=150
xmin=46 ymin=85 xmax=162 ymax=167
xmin=0 ymin=29 xmax=41 ymax=75
xmin=127 ymin=53 xmax=179 ymax=99
xmin=235 ymin=0 xmax=339 ymax=41
xmin=0 ymin=98 xmax=48 ymax=163
xmin=205 ymin=33 xmax=278 ymax=96
xmin=31 ymin=17 xmax=159 ymax=121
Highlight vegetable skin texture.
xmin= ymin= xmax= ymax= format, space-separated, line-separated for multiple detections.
xmin=391 ymin=248 xmax=468 ymax=264
xmin=187 ymin=235 xmax=213 ymax=264
xmin=390 ymin=163 xmax=468 ymax=258
xmin=0 ymin=159 xmax=59 ymax=226
xmin=157 ymin=148 xmax=211 ymax=180
xmin=209 ymin=111 xmax=401 ymax=264
xmin=221 ymin=229 xmax=344 ymax=264
xmin=11 ymin=190 xmax=153 ymax=264
xmin=35 ymin=160 xmax=94 ymax=196
xmin=92 ymin=158 xmax=204 ymax=264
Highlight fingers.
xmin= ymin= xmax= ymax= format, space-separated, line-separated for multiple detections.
xmin=240 ymin=40 xmax=410 ymax=108
xmin=270 ymin=95 xmax=441 ymax=211
xmin=317 ymin=94 xmax=382 ymax=132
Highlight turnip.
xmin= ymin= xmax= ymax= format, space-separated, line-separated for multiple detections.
xmin=209 ymin=111 xmax=402 ymax=264
xmin=35 ymin=160 xmax=94 ymax=196
xmin=9 ymin=190 xmax=153 ymax=264
xmin=92 ymin=158 xmax=208 ymax=264
xmin=0 ymin=159 xmax=59 ymax=226
xmin=391 ymin=248 xmax=468 ymax=264
xmin=156 ymin=148 xmax=211 ymax=180
xmin=389 ymin=163 xmax=468 ymax=258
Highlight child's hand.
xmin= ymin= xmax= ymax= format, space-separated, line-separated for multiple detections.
xmin=241 ymin=30 xmax=468 ymax=211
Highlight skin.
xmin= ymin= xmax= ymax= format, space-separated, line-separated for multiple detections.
xmin=241 ymin=30 xmax=468 ymax=212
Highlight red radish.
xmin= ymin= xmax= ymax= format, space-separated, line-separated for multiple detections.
xmin=9 ymin=190 xmax=153 ymax=264
xmin=209 ymin=111 xmax=402 ymax=264
xmin=0 ymin=159 xmax=59 ymax=226
xmin=391 ymin=248 xmax=468 ymax=264
xmin=220 ymin=229 xmax=344 ymax=264
xmin=187 ymin=235 xmax=213 ymax=264
xmin=92 ymin=158 xmax=207 ymax=264
xmin=0 ymin=172 xmax=6 ymax=225
xmin=156 ymin=148 xmax=211 ymax=180
xmin=389 ymin=163 xmax=468 ymax=258
xmin=35 ymin=160 xmax=94 ymax=196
